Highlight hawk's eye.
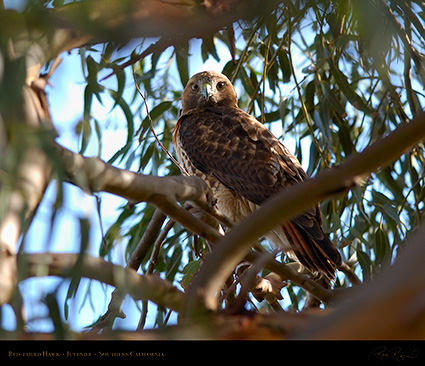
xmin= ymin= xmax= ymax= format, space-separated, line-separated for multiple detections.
xmin=216 ymin=81 xmax=226 ymax=90
xmin=191 ymin=83 xmax=199 ymax=92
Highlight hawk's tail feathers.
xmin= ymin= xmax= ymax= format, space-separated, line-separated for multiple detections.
xmin=281 ymin=221 xmax=341 ymax=280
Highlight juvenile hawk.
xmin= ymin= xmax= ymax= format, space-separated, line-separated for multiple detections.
xmin=173 ymin=70 xmax=341 ymax=279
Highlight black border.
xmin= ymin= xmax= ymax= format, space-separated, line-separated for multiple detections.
xmin=1 ymin=340 xmax=425 ymax=364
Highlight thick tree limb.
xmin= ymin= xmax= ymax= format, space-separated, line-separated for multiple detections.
xmin=19 ymin=0 xmax=281 ymax=70
xmin=1 ymin=310 xmax=319 ymax=340
xmin=184 ymin=111 xmax=425 ymax=315
xmin=50 ymin=0 xmax=252 ymax=41
xmin=0 ymin=62 xmax=58 ymax=304
xmin=19 ymin=252 xmax=185 ymax=313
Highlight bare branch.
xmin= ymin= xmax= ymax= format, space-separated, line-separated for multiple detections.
xmin=127 ymin=209 xmax=168 ymax=270
xmin=20 ymin=252 xmax=186 ymax=313
xmin=55 ymin=142 xmax=223 ymax=244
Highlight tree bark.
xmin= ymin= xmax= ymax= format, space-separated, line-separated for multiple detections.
xmin=0 ymin=61 xmax=57 ymax=304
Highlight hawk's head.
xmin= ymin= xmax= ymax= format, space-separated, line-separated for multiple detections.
xmin=182 ymin=71 xmax=238 ymax=113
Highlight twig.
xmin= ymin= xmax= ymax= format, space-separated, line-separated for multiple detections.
xmin=128 ymin=209 xmax=168 ymax=270
xmin=230 ymin=21 xmax=262 ymax=84
xmin=226 ymin=250 xmax=278 ymax=314
xmin=337 ymin=262 xmax=361 ymax=286
xmin=403 ymin=10 xmax=418 ymax=117
xmin=132 ymin=67 xmax=189 ymax=176
xmin=92 ymin=209 xmax=168 ymax=332
xmin=287 ymin=19 xmax=328 ymax=166
xmin=147 ymin=219 xmax=175 ymax=274
xmin=137 ymin=300 xmax=149 ymax=331
xmin=101 ymin=39 xmax=170 ymax=82
xmin=138 ymin=218 xmax=175 ymax=330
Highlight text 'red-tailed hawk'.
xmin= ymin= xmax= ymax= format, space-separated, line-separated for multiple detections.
xmin=173 ymin=70 xmax=341 ymax=279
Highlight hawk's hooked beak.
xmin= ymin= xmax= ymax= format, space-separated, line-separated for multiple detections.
xmin=202 ymin=83 xmax=213 ymax=101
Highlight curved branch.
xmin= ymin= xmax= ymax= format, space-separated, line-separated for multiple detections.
xmin=56 ymin=143 xmax=223 ymax=244
xmin=184 ymin=111 xmax=425 ymax=315
xmin=20 ymin=252 xmax=185 ymax=313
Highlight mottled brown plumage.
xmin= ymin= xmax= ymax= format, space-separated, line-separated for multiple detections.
xmin=173 ymin=70 xmax=341 ymax=279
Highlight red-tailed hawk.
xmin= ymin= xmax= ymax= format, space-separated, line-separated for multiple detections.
xmin=173 ymin=70 xmax=341 ymax=279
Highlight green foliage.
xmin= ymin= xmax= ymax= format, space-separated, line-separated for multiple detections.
xmin=3 ymin=0 xmax=425 ymax=333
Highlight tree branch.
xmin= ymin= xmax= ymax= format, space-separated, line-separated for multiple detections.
xmin=20 ymin=0 xmax=281 ymax=71
xmin=56 ymin=142 xmax=223 ymax=244
xmin=184 ymin=110 xmax=425 ymax=315
xmin=19 ymin=252 xmax=185 ymax=313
